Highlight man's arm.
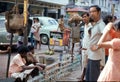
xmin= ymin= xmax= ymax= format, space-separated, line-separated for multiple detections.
xmin=0 ymin=47 xmax=11 ymax=54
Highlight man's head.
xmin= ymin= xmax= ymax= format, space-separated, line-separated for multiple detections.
xmin=81 ymin=12 xmax=90 ymax=24
xmin=27 ymin=45 xmax=34 ymax=54
xmin=18 ymin=45 xmax=29 ymax=58
xmin=60 ymin=15 xmax=64 ymax=19
xmin=89 ymin=5 xmax=101 ymax=22
xmin=103 ymin=15 xmax=113 ymax=25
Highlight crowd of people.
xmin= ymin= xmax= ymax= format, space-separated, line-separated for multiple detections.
xmin=1 ymin=4 xmax=120 ymax=82
xmin=76 ymin=5 xmax=120 ymax=82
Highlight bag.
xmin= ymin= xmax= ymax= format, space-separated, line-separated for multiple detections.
xmin=5 ymin=4 xmax=24 ymax=33
xmin=5 ymin=12 xmax=24 ymax=33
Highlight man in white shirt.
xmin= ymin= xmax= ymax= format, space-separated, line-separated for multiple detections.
xmin=85 ymin=5 xmax=105 ymax=81
xmin=78 ymin=12 xmax=92 ymax=81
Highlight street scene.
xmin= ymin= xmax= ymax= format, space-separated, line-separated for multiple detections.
xmin=0 ymin=0 xmax=120 ymax=82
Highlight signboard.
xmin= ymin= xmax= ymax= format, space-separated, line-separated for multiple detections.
xmin=49 ymin=31 xmax=63 ymax=46
xmin=109 ymin=0 xmax=119 ymax=4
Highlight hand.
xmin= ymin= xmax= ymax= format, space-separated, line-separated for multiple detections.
xmin=27 ymin=52 xmax=33 ymax=57
xmin=90 ymin=45 xmax=99 ymax=51
xmin=7 ymin=46 xmax=11 ymax=52
xmin=36 ymin=63 xmax=46 ymax=70
xmin=36 ymin=65 xmax=43 ymax=71
xmin=100 ymin=66 xmax=104 ymax=70
xmin=81 ymin=48 xmax=87 ymax=50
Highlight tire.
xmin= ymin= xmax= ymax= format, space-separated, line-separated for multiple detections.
xmin=40 ymin=34 xmax=49 ymax=45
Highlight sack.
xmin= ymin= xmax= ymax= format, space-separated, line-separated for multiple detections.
xmin=5 ymin=12 xmax=24 ymax=33
xmin=5 ymin=4 xmax=24 ymax=33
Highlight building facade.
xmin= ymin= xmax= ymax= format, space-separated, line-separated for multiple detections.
xmin=75 ymin=0 xmax=120 ymax=18
xmin=0 ymin=0 xmax=69 ymax=19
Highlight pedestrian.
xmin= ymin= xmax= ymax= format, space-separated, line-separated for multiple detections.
xmin=30 ymin=18 xmax=41 ymax=49
xmin=8 ymin=45 xmax=43 ymax=82
xmin=97 ymin=19 xmax=120 ymax=81
xmin=103 ymin=15 xmax=113 ymax=63
xmin=77 ymin=12 xmax=92 ymax=81
xmin=85 ymin=5 xmax=105 ymax=81
xmin=68 ymin=14 xmax=81 ymax=58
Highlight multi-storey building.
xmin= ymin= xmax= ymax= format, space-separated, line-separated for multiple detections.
xmin=0 ymin=0 xmax=69 ymax=19
xmin=75 ymin=0 xmax=120 ymax=18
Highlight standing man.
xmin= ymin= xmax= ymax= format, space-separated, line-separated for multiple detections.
xmin=79 ymin=12 xmax=92 ymax=81
xmin=85 ymin=5 xmax=105 ymax=81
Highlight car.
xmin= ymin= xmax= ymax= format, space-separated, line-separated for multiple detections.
xmin=0 ymin=16 xmax=18 ymax=50
xmin=80 ymin=25 xmax=84 ymax=39
xmin=30 ymin=16 xmax=59 ymax=45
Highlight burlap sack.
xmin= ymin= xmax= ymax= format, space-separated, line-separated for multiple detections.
xmin=5 ymin=12 xmax=24 ymax=33
xmin=10 ymin=14 xmax=24 ymax=29
xmin=68 ymin=14 xmax=82 ymax=24
xmin=5 ymin=4 xmax=24 ymax=33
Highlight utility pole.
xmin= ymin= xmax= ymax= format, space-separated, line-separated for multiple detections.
xmin=111 ymin=4 xmax=115 ymax=17
xmin=23 ymin=0 xmax=28 ymax=46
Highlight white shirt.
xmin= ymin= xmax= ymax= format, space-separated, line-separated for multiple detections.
xmin=87 ymin=19 xmax=105 ymax=61
xmin=31 ymin=22 xmax=40 ymax=33
xmin=82 ymin=23 xmax=92 ymax=48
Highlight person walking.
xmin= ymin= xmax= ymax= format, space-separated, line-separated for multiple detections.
xmin=97 ymin=20 xmax=120 ymax=81
xmin=69 ymin=14 xmax=81 ymax=57
xmin=85 ymin=5 xmax=105 ymax=81
xmin=30 ymin=18 xmax=41 ymax=49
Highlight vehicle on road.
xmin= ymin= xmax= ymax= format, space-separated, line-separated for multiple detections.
xmin=30 ymin=16 xmax=59 ymax=45
xmin=0 ymin=16 xmax=18 ymax=50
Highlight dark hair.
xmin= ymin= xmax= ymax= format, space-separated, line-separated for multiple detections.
xmin=33 ymin=18 xmax=39 ymax=21
xmin=60 ymin=15 xmax=64 ymax=18
xmin=81 ymin=12 xmax=89 ymax=17
xmin=113 ymin=19 xmax=120 ymax=31
xmin=27 ymin=45 xmax=34 ymax=51
xmin=113 ymin=16 xmax=117 ymax=20
xmin=90 ymin=5 xmax=101 ymax=12
xmin=18 ymin=45 xmax=29 ymax=54
xmin=103 ymin=15 xmax=113 ymax=25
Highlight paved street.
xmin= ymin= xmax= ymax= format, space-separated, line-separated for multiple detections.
xmin=0 ymin=44 xmax=82 ymax=81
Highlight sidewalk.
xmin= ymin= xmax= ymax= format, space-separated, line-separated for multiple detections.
xmin=0 ymin=44 xmax=82 ymax=81
xmin=34 ymin=44 xmax=82 ymax=81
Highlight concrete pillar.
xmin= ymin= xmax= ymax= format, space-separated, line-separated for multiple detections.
xmin=44 ymin=7 xmax=48 ymax=16
xmin=58 ymin=9 xmax=61 ymax=19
